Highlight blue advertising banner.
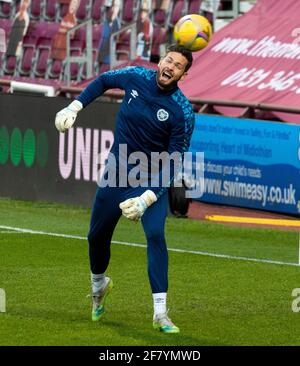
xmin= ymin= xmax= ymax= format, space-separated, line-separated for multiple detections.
xmin=189 ymin=114 xmax=300 ymax=215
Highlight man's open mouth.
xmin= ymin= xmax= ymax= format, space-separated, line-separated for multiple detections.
xmin=161 ymin=70 xmax=172 ymax=81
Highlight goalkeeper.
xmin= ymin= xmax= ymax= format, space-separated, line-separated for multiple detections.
xmin=55 ymin=44 xmax=195 ymax=334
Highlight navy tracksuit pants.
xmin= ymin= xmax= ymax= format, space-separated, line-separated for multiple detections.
xmin=88 ymin=186 xmax=169 ymax=294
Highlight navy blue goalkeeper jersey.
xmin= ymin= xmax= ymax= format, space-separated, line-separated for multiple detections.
xmin=76 ymin=66 xmax=195 ymax=198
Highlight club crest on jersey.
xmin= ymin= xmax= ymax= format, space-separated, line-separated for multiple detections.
xmin=157 ymin=109 xmax=169 ymax=121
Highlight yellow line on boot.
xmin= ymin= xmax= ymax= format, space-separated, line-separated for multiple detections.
xmin=205 ymin=215 xmax=300 ymax=227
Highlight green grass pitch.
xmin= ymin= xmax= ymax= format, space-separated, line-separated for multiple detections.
xmin=0 ymin=198 xmax=300 ymax=346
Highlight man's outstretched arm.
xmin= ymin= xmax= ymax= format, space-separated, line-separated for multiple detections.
xmin=55 ymin=67 xmax=133 ymax=133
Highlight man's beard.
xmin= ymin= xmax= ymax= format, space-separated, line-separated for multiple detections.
xmin=156 ymin=72 xmax=179 ymax=91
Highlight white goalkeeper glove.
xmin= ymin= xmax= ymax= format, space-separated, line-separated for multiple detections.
xmin=55 ymin=100 xmax=83 ymax=133
xmin=119 ymin=190 xmax=157 ymax=221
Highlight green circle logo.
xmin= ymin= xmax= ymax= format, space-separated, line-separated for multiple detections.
xmin=4 ymin=128 xmax=48 ymax=168
xmin=0 ymin=126 xmax=9 ymax=164
xmin=36 ymin=130 xmax=48 ymax=168
xmin=10 ymin=128 xmax=22 ymax=167
xmin=23 ymin=129 xmax=36 ymax=167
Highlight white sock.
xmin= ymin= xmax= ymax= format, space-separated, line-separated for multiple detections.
xmin=153 ymin=292 xmax=167 ymax=316
xmin=91 ymin=273 xmax=105 ymax=294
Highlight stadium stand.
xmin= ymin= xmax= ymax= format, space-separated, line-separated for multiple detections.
xmin=0 ymin=0 xmax=256 ymax=92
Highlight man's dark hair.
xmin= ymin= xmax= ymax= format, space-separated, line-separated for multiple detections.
xmin=166 ymin=44 xmax=193 ymax=72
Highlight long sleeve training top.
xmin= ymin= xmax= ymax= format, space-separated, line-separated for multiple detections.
xmin=76 ymin=66 xmax=195 ymax=198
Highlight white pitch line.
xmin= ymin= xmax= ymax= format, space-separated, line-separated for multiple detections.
xmin=0 ymin=231 xmax=21 ymax=234
xmin=0 ymin=225 xmax=299 ymax=268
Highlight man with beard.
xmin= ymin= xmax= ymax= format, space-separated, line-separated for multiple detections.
xmin=54 ymin=44 xmax=194 ymax=334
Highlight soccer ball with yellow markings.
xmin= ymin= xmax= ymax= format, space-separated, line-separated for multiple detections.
xmin=173 ymin=14 xmax=212 ymax=52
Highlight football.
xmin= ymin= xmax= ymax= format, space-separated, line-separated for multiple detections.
xmin=173 ymin=14 xmax=212 ymax=52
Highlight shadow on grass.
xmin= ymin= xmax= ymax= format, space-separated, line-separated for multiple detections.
xmin=99 ymin=318 xmax=222 ymax=346
xmin=6 ymin=305 xmax=224 ymax=346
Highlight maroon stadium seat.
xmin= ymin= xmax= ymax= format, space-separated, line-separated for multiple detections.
xmin=29 ymin=0 xmax=43 ymax=20
xmin=114 ymin=29 xmax=131 ymax=62
xmin=18 ymin=45 xmax=36 ymax=77
xmin=43 ymin=0 xmax=57 ymax=21
xmin=36 ymin=21 xmax=60 ymax=39
xmin=17 ymin=34 xmax=38 ymax=76
xmin=47 ymin=58 xmax=64 ymax=79
xmin=76 ymin=0 xmax=91 ymax=22
xmin=188 ymin=0 xmax=202 ymax=14
xmin=91 ymin=0 xmax=104 ymax=23
xmin=122 ymin=0 xmax=133 ymax=23
xmin=153 ymin=9 xmax=167 ymax=26
xmin=2 ymin=55 xmax=17 ymax=76
xmin=151 ymin=26 xmax=167 ymax=59
xmin=169 ymin=0 xmax=187 ymax=26
xmin=33 ymin=39 xmax=52 ymax=78
xmin=122 ymin=0 xmax=139 ymax=24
